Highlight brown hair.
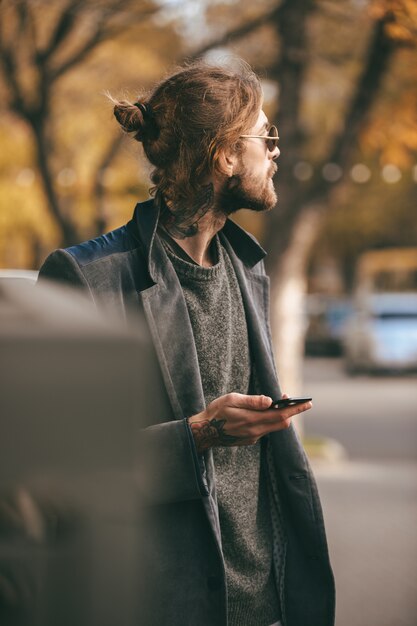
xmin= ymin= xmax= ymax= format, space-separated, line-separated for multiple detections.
xmin=111 ymin=59 xmax=262 ymax=230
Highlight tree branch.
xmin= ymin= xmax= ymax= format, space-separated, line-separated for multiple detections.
xmin=325 ymin=11 xmax=398 ymax=167
xmin=49 ymin=27 xmax=104 ymax=81
xmin=38 ymin=0 xmax=83 ymax=62
xmin=49 ymin=3 xmax=162 ymax=82
xmin=187 ymin=3 xmax=284 ymax=60
xmin=0 ymin=40 xmax=26 ymax=114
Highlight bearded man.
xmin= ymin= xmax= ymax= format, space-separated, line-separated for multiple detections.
xmin=38 ymin=60 xmax=335 ymax=626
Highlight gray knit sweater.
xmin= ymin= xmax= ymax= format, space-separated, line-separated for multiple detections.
xmin=161 ymin=232 xmax=280 ymax=626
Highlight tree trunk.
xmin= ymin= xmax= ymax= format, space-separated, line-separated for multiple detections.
xmin=92 ymin=134 xmax=124 ymax=236
xmin=265 ymin=7 xmax=397 ymax=435
xmin=271 ymin=204 xmax=322 ymax=390
xmin=270 ymin=205 xmax=323 ymax=434
xmin=30 ymin=117 xmax=79 ymax=248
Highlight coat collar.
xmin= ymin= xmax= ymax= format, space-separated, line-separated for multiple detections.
xmin=132 ymin=198 xmax=266 ymax=282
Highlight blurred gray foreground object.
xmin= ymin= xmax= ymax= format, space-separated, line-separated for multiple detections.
xmin=0 ymin=278 xmax=159 ymax=626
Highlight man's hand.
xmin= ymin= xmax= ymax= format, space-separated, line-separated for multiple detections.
xmin=187 ymin=393 xmax=312 ymax=454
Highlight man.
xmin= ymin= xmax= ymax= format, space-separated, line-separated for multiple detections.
xmin=39 ymin=60 xmax=335 ymax=626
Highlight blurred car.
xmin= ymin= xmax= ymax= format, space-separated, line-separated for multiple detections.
xmin=342 ymin=292 xmax=417 ymax=374
xmin=304 ymin=295 xmax=353 ymax=356
xmin=0 ymin=269 xmax=38 ymax=283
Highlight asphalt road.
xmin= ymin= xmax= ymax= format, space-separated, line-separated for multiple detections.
xmin=302 ymin=357 xmax=417 ymax=626
xmin=303 ymin=357 xmax=417 ymax=460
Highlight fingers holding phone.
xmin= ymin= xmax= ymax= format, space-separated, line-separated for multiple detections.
xmin=187 ymin=392 xmax=313 ymax=452
xmin=261 ymin=393 xmax=313 ymax=430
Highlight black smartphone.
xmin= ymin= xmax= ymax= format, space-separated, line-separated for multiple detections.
xmin=271 ymin=397 xmax=312 ymax=409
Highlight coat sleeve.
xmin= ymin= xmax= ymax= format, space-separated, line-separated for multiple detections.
xmin=137 ymin=419 xmax=209 ymax=504
xmin=38 ymin=249 xmax=208 ymax=504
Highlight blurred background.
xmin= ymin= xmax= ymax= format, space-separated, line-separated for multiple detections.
xmin=1 ymin=0 xmax=416 ymax=625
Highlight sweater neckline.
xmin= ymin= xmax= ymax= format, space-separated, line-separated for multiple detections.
xmin=161 ymin=234 xmax=224 ymax=281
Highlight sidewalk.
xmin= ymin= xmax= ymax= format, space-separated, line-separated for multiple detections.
xmin=312 ymin=459 xmax=417 ymax=626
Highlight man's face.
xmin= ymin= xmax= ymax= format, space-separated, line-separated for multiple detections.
xmin=219 ymin=109 xmax=280 ymax=215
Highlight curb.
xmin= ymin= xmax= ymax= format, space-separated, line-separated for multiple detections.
xmin=302 ymin=436 xmax=348 ymax=463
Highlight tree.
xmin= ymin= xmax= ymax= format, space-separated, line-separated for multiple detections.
xmin=187 ymin=0 xmax=417 ymax=392
xmin=0 ymin=0 xmax=170 ymax=252
xmin=1 ymin=0 xmax=416 ymax=397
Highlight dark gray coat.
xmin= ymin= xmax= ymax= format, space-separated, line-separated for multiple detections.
xmin=39 ymin=200 xmax=335 ymax=626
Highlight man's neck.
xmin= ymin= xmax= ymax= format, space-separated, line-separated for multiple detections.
xmin=164 ymin=210 xmax=226 ymax=268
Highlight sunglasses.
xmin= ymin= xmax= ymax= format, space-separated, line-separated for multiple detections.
xmin=239 ymin=125 xmax=279 ymax=152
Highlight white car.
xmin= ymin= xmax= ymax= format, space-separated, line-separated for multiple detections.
xmin=343 ymin=292 xmax=417 ymax=374
xmin=0 ymin=269 xmax=38 ymax=283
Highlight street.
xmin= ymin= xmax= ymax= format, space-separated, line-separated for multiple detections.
xmin=302 ymin=358 xmax=417 ymax=626
xmin=304 ymin=358 xmax=417 ymax=460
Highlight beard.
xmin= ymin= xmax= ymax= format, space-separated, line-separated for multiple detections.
xmin=217 ymin=162 xmax=278 ymax=217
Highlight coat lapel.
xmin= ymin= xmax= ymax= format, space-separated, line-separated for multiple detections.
xmin=219 ymin=233 xmax=281 ymax=400
xmin=137 ymin=211 xmax=206 ymax=421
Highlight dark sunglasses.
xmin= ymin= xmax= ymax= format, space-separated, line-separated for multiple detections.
xmin=239 ymin=125 xmax=279 ymax=152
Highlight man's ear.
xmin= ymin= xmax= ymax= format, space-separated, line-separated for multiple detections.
xmin=216 ymin=149 xmax=238 ymax=177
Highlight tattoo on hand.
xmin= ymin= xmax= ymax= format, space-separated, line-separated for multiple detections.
xmin=189 ymin=417 xmax=241 ymax=453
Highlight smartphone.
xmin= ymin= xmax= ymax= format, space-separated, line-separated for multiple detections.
xmin=271 ymin=397 xmax=312 ymax=409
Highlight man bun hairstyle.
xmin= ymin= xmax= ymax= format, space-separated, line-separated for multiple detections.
xmin=113 ymin=101 xmax=159 ymax=143
xmin=111 ymin=59 xmax=263 ymax=226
